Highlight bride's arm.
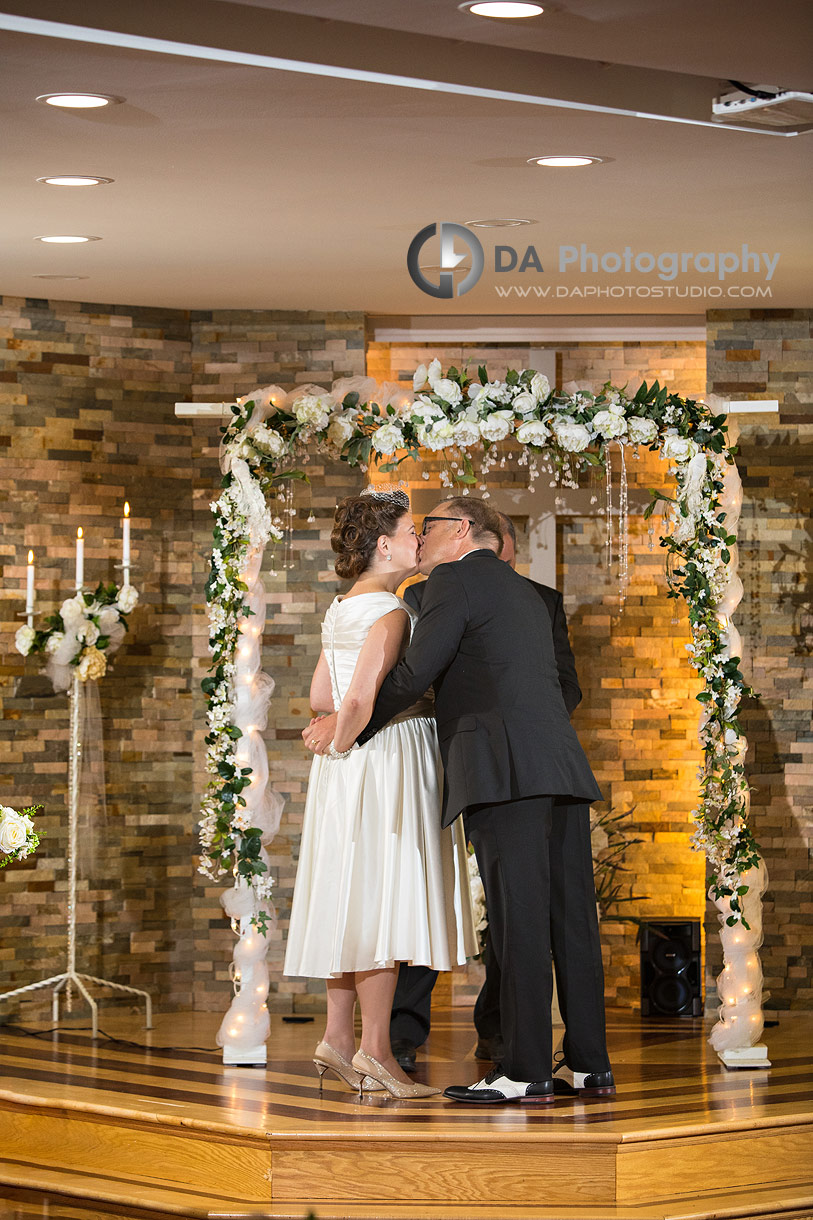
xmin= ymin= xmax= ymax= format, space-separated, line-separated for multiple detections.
xmin=309 ymin=651 xmax=334 ymax=715
xmin=331 ymin=608 xmax=410 ymax=753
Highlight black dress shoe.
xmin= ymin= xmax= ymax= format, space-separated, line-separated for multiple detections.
xmin=391 ymin=1040 xmax=418 ymax=1074
xmin=444 ymin=1067 xmax=555 ymax=1105
xmin=474 ymin=1035 xmax=505 ymax=1062
xmin=552 ymin=1057 xmax=616 ymax=1097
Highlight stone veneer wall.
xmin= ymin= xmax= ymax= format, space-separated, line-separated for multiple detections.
xmin=2 ymin=308 xmax=808 ymax=1018
xmin=369 ymin=339 xmax=708 ymax=1007
xmin=0 ymin=299 xmax=365 ymax=1016
xmin=705 ymin=309 xmax=812 ymax=1010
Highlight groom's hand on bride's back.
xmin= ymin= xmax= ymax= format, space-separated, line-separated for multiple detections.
xmin=302 ymin=712 xmax=338 ymax=755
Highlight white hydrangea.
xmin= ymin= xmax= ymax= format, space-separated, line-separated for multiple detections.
xmin=592 ymin=409 xmax=628 ymax=439
xmin=530 ymin=372 xmax=551 ymax=403
xmin=371 ymin=423 xmax=404 ymax=455
xmin=479 ymin=410 xmax=514 ymax=443
xmin=516 ymin=419 xmax=551 ymax=446
xmin=552 ymin=417 xmax=591 ymax=452
xmin=250 ymin=423 xmax=286 ymax=457
xmin=628 ymin=415 xmax=658 ymax=444
xmin=14 ymin=625 xmax=35 ymax=656
xmin=453 ymin=419 xmax=481 ymax=448
xmin=293 ymin=394 xmax=331 ymax=432
xmin=661 ymin=430 xmax=699 ymax=463
xmin=116 ymin=584 xmax=139 ymax=614
xmin=432 ymin=378 xmax=463 ymax=407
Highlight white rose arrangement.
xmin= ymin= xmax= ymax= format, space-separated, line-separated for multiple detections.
xmin=15 ymin=580 xmax=139 ymax=688
xmin=0 ymin=804 xmax=42 ymax=868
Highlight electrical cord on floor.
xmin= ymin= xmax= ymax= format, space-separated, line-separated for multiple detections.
xmin=1 ymin=1022 xmax=221 ymax=1054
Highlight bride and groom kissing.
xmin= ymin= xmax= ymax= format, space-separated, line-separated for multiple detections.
xmin=284 ymin=487 xmax=614 ymax=1104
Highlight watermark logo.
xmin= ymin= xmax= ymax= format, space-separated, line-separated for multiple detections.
xmin=407 ymin=222 xmax=484 ymax=298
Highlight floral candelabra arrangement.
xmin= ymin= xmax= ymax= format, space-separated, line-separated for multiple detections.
xmin=0 ymin=804 xmax=42 ymax=868
xmin=15 ymin=512 xmax=139 ymax=691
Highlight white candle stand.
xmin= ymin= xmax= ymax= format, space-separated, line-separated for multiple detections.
xmin=0 ymin=674 xmax=153 ymax=1039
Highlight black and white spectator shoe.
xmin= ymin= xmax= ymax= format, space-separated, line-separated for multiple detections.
xmin=444 ymin=1066 xmax=555 ymax=1105
xmin=552 ymin=1054 xmax=616 ymax=1097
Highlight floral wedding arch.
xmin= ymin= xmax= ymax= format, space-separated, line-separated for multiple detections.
xmin=199 ymin=359 xmax=765 ymax=1061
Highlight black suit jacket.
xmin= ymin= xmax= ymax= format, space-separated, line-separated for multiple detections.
xmin=403 ymin=574 xmax=581 ymax=716
xmin=359 ymin=550 xmax=602 ymax=828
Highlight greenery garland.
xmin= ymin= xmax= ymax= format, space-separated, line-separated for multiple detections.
xmin=199 ymin=363 xmax=760 ymax=925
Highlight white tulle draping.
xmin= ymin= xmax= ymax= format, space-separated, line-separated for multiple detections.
xmin=706 ymin=457 xmax=767 ymax=1058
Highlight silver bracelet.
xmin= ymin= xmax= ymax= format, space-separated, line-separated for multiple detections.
xmin=327 ymin=742 xmax=353 ymax=760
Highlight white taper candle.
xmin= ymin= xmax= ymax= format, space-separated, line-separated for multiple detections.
xmin=75 ymin=527 xmax=84 ymax=591
xmin=26 ymin=550 xmax=35 ymax=626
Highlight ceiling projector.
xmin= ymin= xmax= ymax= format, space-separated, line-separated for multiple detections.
xmin=713 ymin=86 xmax=813 ymax=132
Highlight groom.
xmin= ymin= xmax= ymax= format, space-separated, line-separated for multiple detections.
xmin=309 ymin=497 xmax=613 ymax=1103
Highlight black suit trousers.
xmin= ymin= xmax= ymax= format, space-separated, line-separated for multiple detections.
xmin=465 ymin=795 xmax=610 ymax=1082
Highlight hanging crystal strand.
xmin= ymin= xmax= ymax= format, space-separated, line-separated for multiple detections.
xmin=605 ymin=442 xmax=614 ymax=574
xmin=618 ymin=442 xmax=630 ymax=611
xmin=285 ymin=481 xmax=295 ymax=570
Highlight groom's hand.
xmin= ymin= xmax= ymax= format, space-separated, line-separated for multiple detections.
xmin=302 ymin=712 xmax=338 ymax=755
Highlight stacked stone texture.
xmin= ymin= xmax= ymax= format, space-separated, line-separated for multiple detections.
xmin=1 ymin=306 xmax=808 ymax=1020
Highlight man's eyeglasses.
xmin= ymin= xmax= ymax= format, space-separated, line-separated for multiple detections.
xmin=420 ymin=515 xmax=471 ymax=536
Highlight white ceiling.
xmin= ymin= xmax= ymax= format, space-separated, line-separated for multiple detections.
xmin=1 ymin=0 xmax=811 ymax=315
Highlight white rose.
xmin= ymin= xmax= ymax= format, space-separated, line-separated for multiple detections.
xmin=45 ymin=630 xmax=65 ymax=655
xmin=0 ymin=809 xmax=29 ymax=854
xmin=326 ymin=414 xmax=355 ymax=447
xmin=417 ymin=420 xmax=455 ymax=451
xmin=116 ymin=584 xmax=139 ymax=614
xmin=530 ymin=373 xmax=551 ymax=403
xmin=371 ymin=423 xmax=404 ymax=455
xmin=453 ymin=419 xmax=481 ymax=448
xmin=628 ymin=415 xmax=658 ymax=444
xmin=660 ymin=431 xmax=699 ymax=463
xmin=432 ymin=378 xmax=463 ymax=407
xmin=60 ymin=595 xmax=86 ymax=630
xmin=479 ymin=410 xmax=514 ymax=443
xmin=552 ymin=417 xmax=591 ymax=453
xmin=512 ymin=391 xmax=537 ymax=417
xmin=97 ymin=606 xmax=120 ymax=634
xmin=251 ymin=423 xmax=286 ymax=457
xmin=592 ymin=409 xmax=628 ymax=440
xmin=516 ymin=419 xmax=551 ymax=447
xmin=78 ymin=621 xmax=100 ymax=646
xmin=293 ymin=394 xmax=331 ymax=432
xmin=426 ymin=358 xmax=443 ymax=390
xmin=412 ymin=363 xmax=428 ymax=391
xmin=15 ymin=625 xmax=36 ymax=656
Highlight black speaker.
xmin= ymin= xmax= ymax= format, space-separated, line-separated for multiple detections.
xmin=640 ymin=919 xmax=702 ymax=1017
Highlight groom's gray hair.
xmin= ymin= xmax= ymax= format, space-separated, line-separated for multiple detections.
xmin=442 ymin=496 xmax=503 ymax=553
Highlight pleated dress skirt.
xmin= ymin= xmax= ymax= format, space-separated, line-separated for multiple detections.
xmin=283 ymin=713 xmax=477 ymax=978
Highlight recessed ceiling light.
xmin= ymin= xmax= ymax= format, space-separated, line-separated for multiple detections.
xmin=528 ymin=155 xmax=606 ymax=167
xmin=466 ymin=217 xmax=537 ymax=228
xmin=32 ymin=274 xmax=89 ymax=281
xmin=36 ymin=93 xmax=124 ymax=109
xmin=34 ymin=235 xmax=102 ymax=244
xmin=36 ymin=175 xmax=114 ymax=187
xmin=460 ymin=1 xmax=544 ymax=17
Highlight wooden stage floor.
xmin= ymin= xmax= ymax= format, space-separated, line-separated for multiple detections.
xmin=1 ymin=1006 xmax=811 ymax=1220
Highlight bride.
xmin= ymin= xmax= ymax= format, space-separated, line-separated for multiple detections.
xmin=284 ymin=488 xmax=476 ymax=1099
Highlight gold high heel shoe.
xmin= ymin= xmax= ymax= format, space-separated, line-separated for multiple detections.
xmin=312 ymin=1041 xmax=385 ymax=1092
xmin=352 ymin=1049 xmax=441 ymax=1099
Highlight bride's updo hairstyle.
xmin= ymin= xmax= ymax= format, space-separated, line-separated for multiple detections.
xmin=331 ymin=489 xmax=410 ymax=580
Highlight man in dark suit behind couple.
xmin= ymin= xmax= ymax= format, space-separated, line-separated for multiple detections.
xmin=390 ymin=512 xmax=584 ymax=1075
xmin=307 ymin=496 xmax=613 ymax=1102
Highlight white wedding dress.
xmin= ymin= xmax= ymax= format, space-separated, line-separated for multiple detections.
xmin=284 ymin=591 xmax=478 ymax=978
